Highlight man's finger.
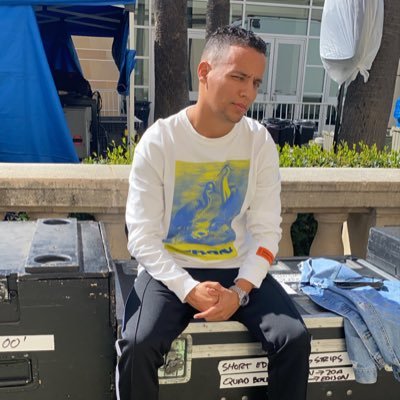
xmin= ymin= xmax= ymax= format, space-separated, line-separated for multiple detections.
xmin=207 ymin=287 xmax=220 ymax=296
xmin=204 ymin=281 xmax=224 ymax=291
xmin=193 ymin=306 xmax=219 ymax=319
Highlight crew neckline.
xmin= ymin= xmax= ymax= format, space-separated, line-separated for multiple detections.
xmin=180 ymin=107 xmax=241 ymax=144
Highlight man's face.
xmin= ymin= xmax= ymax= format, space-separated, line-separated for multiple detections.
xmin=202 ymin=45 xmax=266 ymax=125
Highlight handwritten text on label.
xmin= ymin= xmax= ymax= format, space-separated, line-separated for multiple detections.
xmin=308 ymin=367 xmax=355 ymax=383
xmin=0 ymin=335 xmax=55 ymax=352
xmin=218 ymin=352 xmax=351 ymax=376
xmin=218 ymin=357 xmax=268 ymax=374
xmin=220 ymin=372 xmax=268 ymax=388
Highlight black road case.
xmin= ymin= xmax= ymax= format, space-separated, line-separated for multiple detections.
xmin=114 ymin=256 xmax=400 ymax=400
xmin=0 ymin=219 xmax=115 ymax=399
xmin=367 ymin=226 xmax=400 ymax=278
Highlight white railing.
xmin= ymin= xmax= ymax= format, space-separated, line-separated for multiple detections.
xmin=95 ymin=91 xmax=336 ymax=135
xmin=248 ymin=101 xmax=337 ymax=135
xmin=96 ymin=89 xmax=126 ymax=117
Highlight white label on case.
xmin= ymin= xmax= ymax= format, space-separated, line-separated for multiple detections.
xmin=218 ymin=357 xmax=268 ymax=374
xmin=219 ymin=366 xmax=355 ymax=388
xmin=310 ymin=352 xmax=351 ymax=367
xmin=0 ymin=335 xmax=55 ymax=352
xmin=218 ymin=353 xmax=355 ymax=388
xmin=220 ymin=372 xmax=268 ymax=388
xmin=218 ymin=352 xmax=351 ymax=374
xmin=308 ymin=367 xmax=355 ymax=383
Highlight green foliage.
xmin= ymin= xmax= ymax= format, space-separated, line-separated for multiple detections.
xmin=3 ymin=212 xmax=29 ymax=221
xmin=279 ymin=141 xmax=400 ymax=168
xmin=84 ymin=138 xmax=400 ymax=168
xmin=83 ymin=138 xmax=134 ymax=165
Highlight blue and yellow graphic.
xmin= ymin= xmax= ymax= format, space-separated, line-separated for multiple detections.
xmin=164 ymin=160 xmax=249 ymax=260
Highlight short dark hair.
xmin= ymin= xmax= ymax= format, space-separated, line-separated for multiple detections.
xmin=202 ymin=25 xmax=267 ymax=61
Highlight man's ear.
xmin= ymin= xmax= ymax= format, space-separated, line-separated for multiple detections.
xmin=198 ymin=61 xmax=210 ymax=84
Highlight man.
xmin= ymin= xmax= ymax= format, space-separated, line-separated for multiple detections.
xmin=117 ymin=25 xmax=310 ymax=400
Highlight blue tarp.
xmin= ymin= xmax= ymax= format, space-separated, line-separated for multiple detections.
xmin=113 ymin=12 xmax=136 ymax=95
xmin=0 ymin=6 xmax=80 ymax=162
xmin=0 ymin=1 xmax=135 ymax=163
xmin=2 ymin=1 xmax=132 ymax=5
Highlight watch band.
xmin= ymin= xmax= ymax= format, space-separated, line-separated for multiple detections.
xmin=230 ymin=285 xmax=250 ymax=307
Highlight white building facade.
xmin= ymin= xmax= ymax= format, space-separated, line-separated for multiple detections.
xmin=75 ymin=0 xmax=399 ymax=134
xmin=131 ymin=0 xmax=338 ymax=133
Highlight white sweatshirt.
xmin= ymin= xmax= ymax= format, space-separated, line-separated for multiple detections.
xmin=126 ymin=108 xmax=282 ymax=302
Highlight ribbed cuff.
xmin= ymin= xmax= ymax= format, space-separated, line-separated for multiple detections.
xmin=167 ymin=275 xmax=200 ymax=303
xmin=235 ymin=261 xmax=270 ymax=289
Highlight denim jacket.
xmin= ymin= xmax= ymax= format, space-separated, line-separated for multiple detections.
xmin=299 ymin=258 xmax=400 ymax=384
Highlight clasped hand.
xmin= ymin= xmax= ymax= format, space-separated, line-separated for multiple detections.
xmin=185 ymin=281 xmax=239 ymax=322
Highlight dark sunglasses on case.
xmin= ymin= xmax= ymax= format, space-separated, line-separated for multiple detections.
xmin=333 ymin=277 xmax=384 ymax=290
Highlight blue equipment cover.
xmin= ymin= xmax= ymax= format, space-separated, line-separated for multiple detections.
xmin=0 ymin=0 xmax=135 ymax=163
xmin=0 ymin=6 xmax=79 ymax=163
xmin=2 ymin=1 xmax=132 ymax=5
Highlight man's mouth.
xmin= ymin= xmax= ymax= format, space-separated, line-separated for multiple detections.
xmin=233 ymin=103 xmax=247 ymax=113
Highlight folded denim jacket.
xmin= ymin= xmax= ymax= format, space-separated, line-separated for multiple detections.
xmin=299 ymin=258 xmax=400 ymax=384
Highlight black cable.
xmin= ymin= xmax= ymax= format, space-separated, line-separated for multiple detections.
xmin=91 ymin=91 xmax=104 ymax=155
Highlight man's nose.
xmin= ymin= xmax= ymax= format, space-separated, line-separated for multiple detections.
xmin=240 ymin=80 xmax=256 ymax=100
xmin=239 ymin=81 xmax=250 ymax=98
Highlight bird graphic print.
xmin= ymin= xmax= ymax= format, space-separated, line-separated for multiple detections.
xmin=164 ymin=160 xmax=249 ymax=260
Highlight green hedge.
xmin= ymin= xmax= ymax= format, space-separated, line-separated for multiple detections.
xmin=279 ymin=142 xmax=400 ymax=168
xmin=84 ymin=140 xmax=400 ymax=168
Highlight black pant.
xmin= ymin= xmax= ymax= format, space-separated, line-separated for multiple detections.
xmin=116 ymin=269 xmax=311 ymax=400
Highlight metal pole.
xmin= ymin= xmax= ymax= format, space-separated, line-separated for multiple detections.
xmin=333 ymin=84 xmax=344 ymax=152
xmin=127 ymin=10 xmax=136 ymax=156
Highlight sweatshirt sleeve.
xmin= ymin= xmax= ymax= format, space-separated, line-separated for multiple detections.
xmin=126 ymin=146 xmax=199 ymax=302
xmin=235 ymin=134 xmax=282 ymax=287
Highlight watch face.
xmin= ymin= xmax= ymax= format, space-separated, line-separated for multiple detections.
xmin=241 ymin=293 xmax=250 ymax=306
xmin=230 ymin=285 xmax=250 ymax=307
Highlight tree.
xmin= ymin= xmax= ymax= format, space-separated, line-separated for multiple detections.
xmin=206 ymin=0 xmax=230 ymax=40
xmin=340 ymin=0 xmax=400 ymax=149
xmin=154 ymin=0 xmax=189 ymax=120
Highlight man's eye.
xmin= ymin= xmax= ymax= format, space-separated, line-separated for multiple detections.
xmin=232 ymin=75 xmax=244 ymax=80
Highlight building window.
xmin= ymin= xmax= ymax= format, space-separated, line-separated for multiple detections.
xmin=188 ymin=37 xmax=206 ymax=92
xmin=230 ymin=3 xmax=243 ymax=25
xmin=135 ymin=0 xmax=150 ymax=26
xmin=134 ymin=87 xmax=149 ymax=102
xmin=247 ymin=0 xmax=310 ymax=5
xmin=304 ymin=66 xmax=325 ymax=93
xmin=307 ymin=39 xmax=322 ymax=65
xmin=187 ymin=0 xmax=207 ymax=29
xmin=310 ymin=9 xmax=322 ymax=36
xmin=245 ymin=5 xmax=309 ymax=35
xmin=135 ymin=28 xmax=149 ymax=57
xmin=312 ymin=0 xmax=325 ymax=7
xmin=134 ymin=59 xmax=149 ymax=87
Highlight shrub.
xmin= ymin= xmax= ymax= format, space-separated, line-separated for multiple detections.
xmin=83 ymin=138 xmax=134 ymax=165
xmin=3 ymin=212 xmax=29 ymax=221
xmin=85 ymin=139 xmax=400 ymax=168
xmin=279 ymin=141 xmax=400 ymax=168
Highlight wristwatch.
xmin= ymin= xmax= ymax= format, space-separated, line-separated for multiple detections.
xmin=230 ymin=285 xmax=250 ymax=307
